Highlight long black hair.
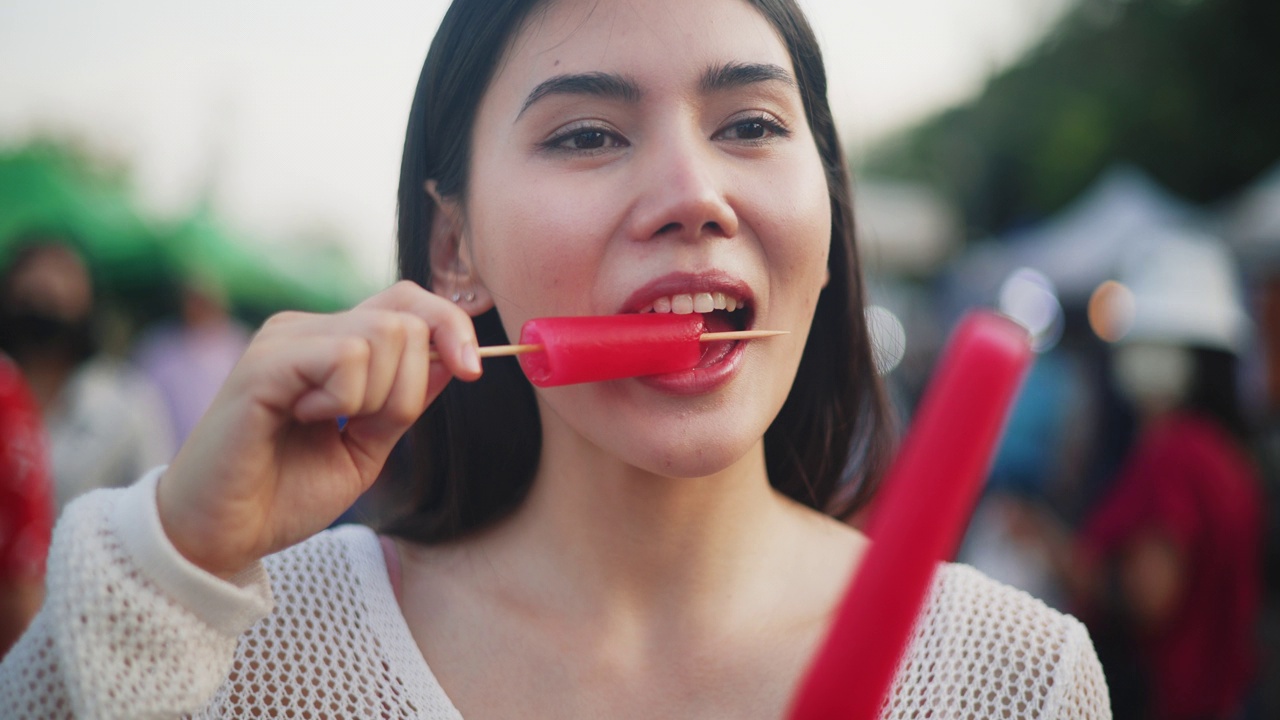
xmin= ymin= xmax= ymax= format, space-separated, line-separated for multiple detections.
xmin=382 ymin=0 xmax=892 ymax=543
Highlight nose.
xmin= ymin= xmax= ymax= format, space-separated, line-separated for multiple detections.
xmin=626 ymin=132 xmax=739 ymax=243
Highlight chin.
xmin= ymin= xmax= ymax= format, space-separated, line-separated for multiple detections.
xmin=615 ymin=424 xmax=765 ymax=480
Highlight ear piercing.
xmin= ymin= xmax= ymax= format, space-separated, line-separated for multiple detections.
xmin=450 ymin=290 xmax=476 ymax=303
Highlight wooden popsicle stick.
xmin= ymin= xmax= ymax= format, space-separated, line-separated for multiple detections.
xmin=426 ymin=329 xmax=787 ymax=361
xmin=700 ymin=329 xmax=789 ymax=342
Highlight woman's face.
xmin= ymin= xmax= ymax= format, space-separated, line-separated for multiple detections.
xmin=459 ymin=0 xmax=831 ymax=477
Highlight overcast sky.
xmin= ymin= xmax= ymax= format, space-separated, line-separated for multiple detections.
xmin=0 ymin=0 xmax=1075 ymax=285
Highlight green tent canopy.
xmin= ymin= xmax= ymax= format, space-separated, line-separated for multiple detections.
xmin=159 ymin=210 xmax=372 ymax=317
xmin=0 ymin=143 xmax=165 ymax=290
xmin=2 ymin=142 xmax=373 ymax=318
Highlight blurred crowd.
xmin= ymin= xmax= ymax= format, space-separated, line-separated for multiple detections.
xmin=0 ymin=232 xmax=249 ymax=654
xmin=1 ymin=159 xmax=1278 ymax=720
xmin=872 ymin=165 xmax=1280 ymax=720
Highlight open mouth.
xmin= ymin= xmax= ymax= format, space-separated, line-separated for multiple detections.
xmin=635 ymin=291 xmax=752 ymax=369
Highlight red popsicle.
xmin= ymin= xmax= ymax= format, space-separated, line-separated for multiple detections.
xmin=786 ymin=311 xmax=1033 ymax=720
xmin=518 ymin=313 xmax=707 ymax=387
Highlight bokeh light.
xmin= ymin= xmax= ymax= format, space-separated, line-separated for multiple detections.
xmin=997 ymin=268 xmax=1063 ymax=352
xmin=865 ymin=304 xmax=907 ymax=376
xmin=1088 ymin=280 xmax=1136 ymax=343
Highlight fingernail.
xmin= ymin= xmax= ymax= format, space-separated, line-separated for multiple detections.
xmin=463 ymin=343 xmax=481 ymax=374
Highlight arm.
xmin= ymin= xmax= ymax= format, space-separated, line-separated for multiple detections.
xmin=0 ymin=471 xmax=273 ymax=719
xmin=1117 ymin=526 xmax=1183 ymax=634
xmin=1048 ymin=620 xmax=1113 ymax=719
xmin=2 ymin=282 xmax=480 ymax=716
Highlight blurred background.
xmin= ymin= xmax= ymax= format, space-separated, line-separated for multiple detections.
xmin=1 ymin=0 xmax=1276 ymax=717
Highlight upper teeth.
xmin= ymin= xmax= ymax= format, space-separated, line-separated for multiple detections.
xmin=639 ymin=292 xmax=744 ymax=314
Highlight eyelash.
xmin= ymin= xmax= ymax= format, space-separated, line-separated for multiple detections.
xmin=714 ymin=114 xmax=792 ymax=144
xmin=541 ymin=122 xmax=628 ymax=154
xmin=540 ymin=113 xmax=792 ymax=154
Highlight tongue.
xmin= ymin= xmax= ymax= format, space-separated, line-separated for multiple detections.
xmin=695 ymin=312 xmax=737 ymax=369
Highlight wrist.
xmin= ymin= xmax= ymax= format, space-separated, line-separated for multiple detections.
xmin=155 ymin=469 xmax=253 ymax=581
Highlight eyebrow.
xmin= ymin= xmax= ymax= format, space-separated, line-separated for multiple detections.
xmin=517 ymin=62 xmax=797 ymax=118
xmin=700 ymin=61 xmax=796 ymax=93
xmin=518 ymin=72 xmax=642 ymax=117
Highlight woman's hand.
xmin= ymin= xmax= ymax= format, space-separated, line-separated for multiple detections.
xmin=155 ymin=281 xmax=481 ymax=579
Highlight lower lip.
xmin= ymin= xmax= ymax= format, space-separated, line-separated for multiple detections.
xmin=634 ymin=338 xmax=747 ymax=395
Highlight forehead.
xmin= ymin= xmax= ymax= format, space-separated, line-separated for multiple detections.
xmin=497 ymin=0 xmax=793 ymax=97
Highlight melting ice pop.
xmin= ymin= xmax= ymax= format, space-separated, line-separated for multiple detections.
xmin=786 ymin=311 xmax=1033 ymax=720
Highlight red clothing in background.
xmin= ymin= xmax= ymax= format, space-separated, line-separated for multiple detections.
xmin=1080 ymin=412 xmax=1262 ymax=720
xmin=0 ymin=356 xmax=52 ymax=583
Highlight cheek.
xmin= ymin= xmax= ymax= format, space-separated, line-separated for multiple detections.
xmin=466 ymin=168 xmax=613 ymax=323
xmin=756 ymin=158 xmax=831 ymax=295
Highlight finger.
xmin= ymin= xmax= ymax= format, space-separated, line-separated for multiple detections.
xmin=350 ymin=310 xmax=410 ymax=416
xmin=345 ymin=311 xmax=432 ymax=437
xmin=358 ymin=280 xmax=483 ymax=381
xmin=258 ymin=307 xmax=429 ymax=418
xmin=257 ymin=335 xmax=370 ymax=424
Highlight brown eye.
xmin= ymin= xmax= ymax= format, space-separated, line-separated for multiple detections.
xmin=732 ymin=121 xmax=767 ymax=140
xmin=543 ymin=125 xmax=627 ymax=154
xmin=715 ymin=115 xmax=790 ymax=143
xmin=570 ymin=130 xmax=607 ymax=149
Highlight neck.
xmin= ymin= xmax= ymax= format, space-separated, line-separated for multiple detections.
xmin=480 ymin=413 xmax=794 ymax=630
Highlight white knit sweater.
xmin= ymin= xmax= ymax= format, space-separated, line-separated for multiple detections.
xmin=0 ymin=470 xmax=1111 ymax=719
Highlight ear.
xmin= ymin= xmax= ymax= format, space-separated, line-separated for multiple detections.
xmin=426 ymin=180 xmax=495 ymax=315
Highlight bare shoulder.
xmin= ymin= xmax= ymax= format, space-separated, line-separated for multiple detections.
xmin=885 ymin=563 xmax=1111 ymax=719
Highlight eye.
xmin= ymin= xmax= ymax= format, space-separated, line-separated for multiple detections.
xmin=568 ymin=130 xmax=608 ymax=149
xmin=715 ymin=115 xmax=791 ymax=143
xmin=543 ymin=123 xmax=628 ymax=153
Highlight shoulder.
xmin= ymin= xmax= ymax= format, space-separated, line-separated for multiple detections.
xmin=260 ymin=522 xmax=383 ymax=581
xmin=202 ymin=524 xmax=459 ymax=717
xmin=252 ymin=524 xmax=403 ymax=641
xmin=886 ymin=564 xmax=1110 ymax=719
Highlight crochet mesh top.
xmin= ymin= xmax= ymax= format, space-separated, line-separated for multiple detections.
xmin=0 ymin=470 xmax=1110 ymax=719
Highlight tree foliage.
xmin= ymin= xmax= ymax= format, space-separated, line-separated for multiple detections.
xmin=863 ymin=0 xmax=1280 ymax=238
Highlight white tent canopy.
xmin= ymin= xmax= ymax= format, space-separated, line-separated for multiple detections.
xmin=1226 ymin=160 xmax=1280 ymax=268
xmin=949 ymin=165 xmax=1213 ymax=307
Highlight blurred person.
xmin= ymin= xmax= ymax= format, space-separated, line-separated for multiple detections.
xmin=133 ymin=273 xmax=250 ymax=445
xmin=0 ymin=237 xmax=174 ymax=512
xmin=1037 ymin=234 xmax=1263 ymax=720
xmin=0 ymin=353 xmax=52 ymax=658
xmin=961 ymin=350 xmax=1086 ymax=610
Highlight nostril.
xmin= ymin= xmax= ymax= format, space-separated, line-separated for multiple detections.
xmin=656 ymin=222 xmax=680 ymax=235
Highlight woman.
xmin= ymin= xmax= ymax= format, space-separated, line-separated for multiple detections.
xmin=0 ymin=0 xmax=1110 ymax=716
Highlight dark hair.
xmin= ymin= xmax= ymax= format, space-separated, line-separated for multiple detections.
xmin=0 ymin=234 xmax=99 ymax=364
xmin=383 ymin=0 xmax=892 ymax=542
xmin=1185 ymin=346 xmax=1250 ymax=440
